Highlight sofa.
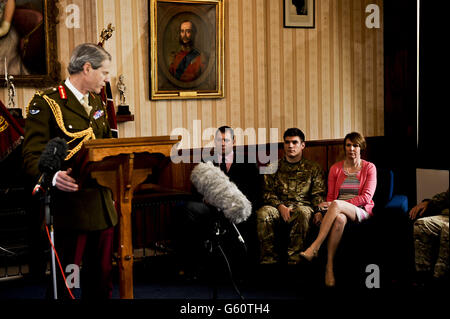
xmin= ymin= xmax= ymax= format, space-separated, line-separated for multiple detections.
xmin=333 ymin=167 xmax=411 ymax=288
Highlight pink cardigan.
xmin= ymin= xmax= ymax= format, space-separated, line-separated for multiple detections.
xmin=326 ymin=160 xmax=377 ymax=215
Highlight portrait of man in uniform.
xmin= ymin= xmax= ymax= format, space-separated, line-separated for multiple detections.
xmin=150 ymin=0 xmax=224 ymax=100
xmin=168 ymin=20 xmax=206 ymax=82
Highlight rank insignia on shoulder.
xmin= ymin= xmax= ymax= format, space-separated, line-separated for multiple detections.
xmin=58 ymin=85 xmax=67 ymax=100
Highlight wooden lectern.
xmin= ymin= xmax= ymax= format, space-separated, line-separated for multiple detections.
xmin=79 ymin=136 xmax=181 ymax=299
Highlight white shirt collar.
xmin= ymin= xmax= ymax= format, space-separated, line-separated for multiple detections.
xmin=64 ymin=78 xmax=86 ymax=103
xmin=220 ymin=150 xmax=234 ymax=163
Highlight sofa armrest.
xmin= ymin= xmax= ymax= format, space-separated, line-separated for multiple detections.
xmin=385 ymin=194 xmax=408 ymax=214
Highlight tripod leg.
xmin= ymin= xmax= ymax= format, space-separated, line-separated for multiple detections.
xmin=217 ymin=244 xmax=244 ymax=300
xmin=205 ymin=239 xmax=219 ymax=300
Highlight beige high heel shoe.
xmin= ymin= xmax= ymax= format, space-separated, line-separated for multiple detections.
xmin=299 ymin=247 xmax=318 ymax=262
xmin=325 ymin=268 xmax=336 ymax=287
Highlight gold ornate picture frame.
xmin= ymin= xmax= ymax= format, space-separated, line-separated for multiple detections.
xmin=0 ymin=0 xmax=60 ymax=87
xmin=149 ymin=0 xmax=224 ymax=100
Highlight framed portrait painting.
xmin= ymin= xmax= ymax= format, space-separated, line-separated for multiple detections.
xmin=284 ymin=0 xmax=315 ymax=28
xmin=0 ymin=0 xmax=60 ymax=87
xmin=149 ymin=0 xmax=224 ymax=100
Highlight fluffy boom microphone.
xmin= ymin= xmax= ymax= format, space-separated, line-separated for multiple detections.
xmin=33 ymin=137 xmax=68 ymax=194
xmin=190 ymin=161 xmax=252 ymax=224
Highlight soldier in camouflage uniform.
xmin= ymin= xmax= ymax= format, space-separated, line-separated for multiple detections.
xmin=410 ymin=189 xmax=449 ymax=280
xmin=256 ymin=128 xmax=326 ymax=265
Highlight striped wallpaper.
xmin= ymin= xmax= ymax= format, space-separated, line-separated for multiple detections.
xmin=2 ymin=0 xmax=384 ymax=147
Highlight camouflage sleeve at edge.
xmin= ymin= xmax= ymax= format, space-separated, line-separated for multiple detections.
xmin=310 ymin=165 xmax=326 ymax=209
xmin=428 ymin=189 xmax=450 ymax=214
xmin=262 ymin=171 xmax=282 ymax=208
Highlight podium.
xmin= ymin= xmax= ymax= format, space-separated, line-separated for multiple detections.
xmin=79 ymin=136 xmax=181 ymax=299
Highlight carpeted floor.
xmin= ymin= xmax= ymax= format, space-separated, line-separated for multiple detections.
xmin=0 ymin=255 xmax=308 ymax=300
xmin=0 ymin=252 xmax=447 ymax=317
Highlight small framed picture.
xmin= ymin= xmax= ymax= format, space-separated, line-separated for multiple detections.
xmin=149 ymin=0 xmax=224 ymax=100
xmin=284 ymin=0 xmax=315 ymax=28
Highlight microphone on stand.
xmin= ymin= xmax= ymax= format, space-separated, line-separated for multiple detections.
xmin=31 ymin=137 xmax=69 ymax=300
xmin=190 ymin=161 xmax=252 ymax=250
xmin=32 ymin=137 xmax=68 ymax=196
xmin=190 ymin=161 xmax=252 ymax=225
xmin=191 ymin=162 xmax=249 ymax=300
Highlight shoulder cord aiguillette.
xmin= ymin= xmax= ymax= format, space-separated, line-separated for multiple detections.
xmin=27 ymin=94 xmax=96 ymax=161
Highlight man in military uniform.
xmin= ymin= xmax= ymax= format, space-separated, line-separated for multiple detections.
xmin=409 ymin=189 xmax=449 ymax=283
xmin=256 ymin=128 xmax=326 ymax=265
xmin=22 ymin=43 xmax=117 ymax=299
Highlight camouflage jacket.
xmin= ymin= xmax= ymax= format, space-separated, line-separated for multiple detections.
xmin=427 ymin=189 xmax=449 ymax=216
xmin=262 ymin=157 xmax=326 ymax=211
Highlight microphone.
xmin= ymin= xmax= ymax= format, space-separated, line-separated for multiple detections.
xmin=190 ymin=161 xmax=252 ymax=224
xmin=32 ymin=137 xmax=68 ymax=195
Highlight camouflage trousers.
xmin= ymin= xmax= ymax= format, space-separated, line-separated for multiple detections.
xmin=256 ymin=204 xmax=313 ymax=264
xmin=413 ymin=214 xmax=449 ymax=278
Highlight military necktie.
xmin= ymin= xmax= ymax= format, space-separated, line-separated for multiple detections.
xmin=81 ymin=94 xmax=92 ymax=116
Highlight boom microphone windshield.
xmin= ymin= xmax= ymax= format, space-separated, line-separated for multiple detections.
xmin=190 ymin=161 xmax=252 ymax=224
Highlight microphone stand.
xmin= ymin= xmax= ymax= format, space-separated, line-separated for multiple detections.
xmin=205 ymin=208 xmax=244 ymax=300
xmin=42 ymin=189 xmax=57 ymax=299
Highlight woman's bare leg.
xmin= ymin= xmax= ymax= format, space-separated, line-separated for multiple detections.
xmin=325 ymin=213 xmax=348 ymax=286
xmin=302 ymin=200 xmax=357 ymax=258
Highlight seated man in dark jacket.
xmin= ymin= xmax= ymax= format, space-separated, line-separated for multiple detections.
xmin=175 ymin=126 xmax=262 ymax=281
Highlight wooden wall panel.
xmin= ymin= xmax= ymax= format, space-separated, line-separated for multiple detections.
xmin=3 ymin=0 xmax=384 ymax=145
xmin=163 ymin=136 xmax=385 ymax=193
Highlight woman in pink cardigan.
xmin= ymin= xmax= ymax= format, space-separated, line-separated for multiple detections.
xmin=300 ymin=132 xmax=377 ymax=287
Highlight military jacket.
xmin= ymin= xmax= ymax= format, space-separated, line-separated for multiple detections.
xmin=262 ymin=157 xmax=326 ymax=210
xmin=427 ymin=189 xmax=449 ymax=216
xmin=22 ymin=83 xmax=117 ymax=231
